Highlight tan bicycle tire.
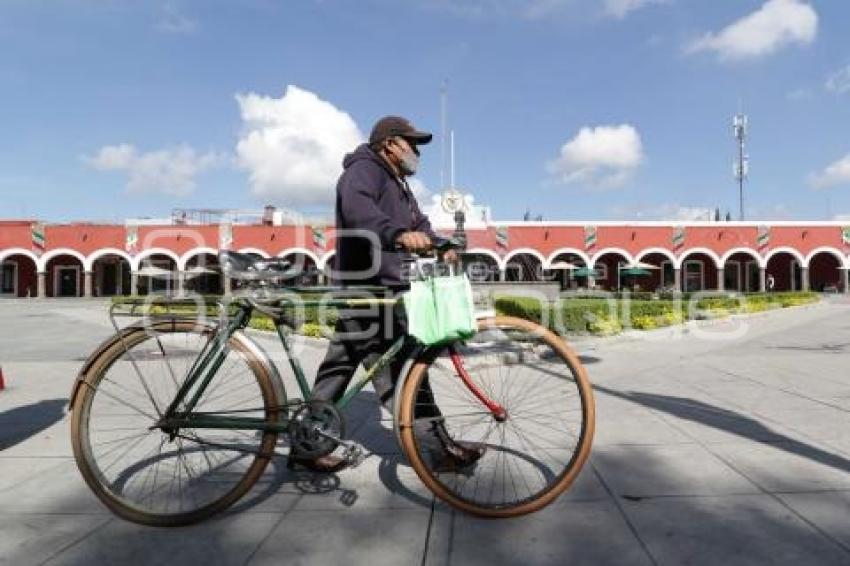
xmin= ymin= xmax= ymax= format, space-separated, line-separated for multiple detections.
xmin=398 ymin=315 xmax=595 ymax=518
xmin=70 ymin=320 xmax=280 ymax=527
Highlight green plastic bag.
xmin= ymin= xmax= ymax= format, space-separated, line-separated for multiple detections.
xmin=404 ymin=274 xmax=476 ymax=345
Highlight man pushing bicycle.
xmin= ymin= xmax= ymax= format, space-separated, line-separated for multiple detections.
xmin=289 ymin=116 xmax=486 ymax=472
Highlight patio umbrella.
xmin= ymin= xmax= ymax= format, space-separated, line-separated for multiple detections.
xmin=571 ymin=267 xmax=599 ymax=277
xmin=619 ymin=267 xmax=653 ymax=277
xmin=629 ymin=261 xmax=660 ymax=270
xmin=183 ymin=266 xmax=218 ymax=278
xmin=619 ymin=266 xmax=653 ymax=292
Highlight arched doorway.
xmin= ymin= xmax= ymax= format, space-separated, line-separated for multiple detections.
xmin=722 ymin=250 xmax=760 ymax=292
xmin=137 ymin=254 xmax=177 ymax=296
xmin=807 ymin=250 xmax=843 ymax=292
xmin=90 ymin=253 xmax=132 ymax=297
xmin=634 ymin=251 xmax=676 ymax=292
xmin=463 ymin=252 xmax=500 ymax=282
xmin=765 ymin=251 xmax=803 ymax=292
xmin=46 ymin=254 xmax=84 ymax=297
xmin=592 ymin=251 xmax=631 ymax=291
xmin=678 ymin=251 xmax=720 ymax=292
xmin=184 ymin=253 xmax=222 ymax=295
xmin=548 ymin=251 xmax=587 ymax=290
xmin=0 ymin=252 xmax=38 ymax=297
xmin=503 ymin=252 xmax=543 ymax=282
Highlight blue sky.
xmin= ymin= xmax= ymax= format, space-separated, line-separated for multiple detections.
xmin=1 ymin=0 xmax=849 ymax=223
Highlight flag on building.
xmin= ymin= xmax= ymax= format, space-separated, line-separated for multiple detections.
xmin=584 ymin=226 xmax=597 ymax=250
xmin=671 ymin=226 xmax=685 ymax=249
xmin=219 ymin=223 xmax=233 ymax=251
xmin=495 ymin=226 xmax=508 ymax=250
xmin=31 ymin=222 xmax=45 ymax=256
xmin=757 ymin=225 xmax=770 ymax=249
xmin=312 ymin=227 xmax=326 ymax=252
xmin=125 ymin=225 xmax=138 ymax=256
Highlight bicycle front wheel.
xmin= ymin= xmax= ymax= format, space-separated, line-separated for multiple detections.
xmin=398 ymin=316 xmax=595 ymax=517
xmin=71 ymin=320 xmax=281 ymax=526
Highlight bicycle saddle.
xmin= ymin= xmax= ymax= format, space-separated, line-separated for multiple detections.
xmin=218 ymin=251 xmax=296 ymax=281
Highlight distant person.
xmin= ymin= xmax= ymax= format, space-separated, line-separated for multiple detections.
xmin=766 ymin=274 xmax=775 ymax=291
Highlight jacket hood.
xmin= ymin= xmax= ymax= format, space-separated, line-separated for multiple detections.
xmin=343 ymin=143 xmax=391 ymax=173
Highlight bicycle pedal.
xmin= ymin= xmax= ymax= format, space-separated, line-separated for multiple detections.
xmin=342 ymin=445 xmax=365 ymax=468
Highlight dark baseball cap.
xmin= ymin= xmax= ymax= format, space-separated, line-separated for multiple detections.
xmin=369 ymin=116 xmax=433 ymax=145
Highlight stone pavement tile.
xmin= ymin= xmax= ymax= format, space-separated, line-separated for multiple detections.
xmin=0 ymin=514 xmax=109 ymax=566
xmin=709 ymin=441 xmax=850 ymax=492
xmin=591 ymin=444 xmax=755 ymax=498
xmin=653 ymin=410 xmax=803 ymax=446
xmin=621 ymin=494 xmax=850 ymax=566
xmin=0 ymin=458 xmax=105 ymax=514
xmin=248 ymin=508 xmax=431 ymax=566
xmin=1 ymin=416 xmax=73 ymax=458
xmin=0 ymin=456 xmax=71 ymax=493
xmin=424 ymin=499 xmax=653 ymax=566
xmin=746 ymin=406 xmax=850 ymax=442
xmin=775 ymin=491 xmax=850 ymax=549
xmin=592 ymin=405 xmax=694 ymax=446
xmin=43 ymin=513 xmax=282 ymax=566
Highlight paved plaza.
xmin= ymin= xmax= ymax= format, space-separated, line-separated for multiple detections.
xmin=2 ymin=296 xmax=850 ymax=565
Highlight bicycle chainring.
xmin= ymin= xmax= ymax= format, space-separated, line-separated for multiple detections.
xmin=288 ymin=401 xmax=346 ymax=459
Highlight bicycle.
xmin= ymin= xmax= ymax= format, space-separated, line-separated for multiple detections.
xmin=69 ymin=238 xmax=595 ymax=526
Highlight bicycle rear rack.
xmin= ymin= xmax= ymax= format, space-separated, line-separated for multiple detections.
xmin=108 ymin=296 xmax=239 ymax=335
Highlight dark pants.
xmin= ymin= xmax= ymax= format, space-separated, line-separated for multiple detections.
xmin=311 ymin=302 xmax=444 ymax=450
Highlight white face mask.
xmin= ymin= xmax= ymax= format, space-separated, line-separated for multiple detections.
xmin=398 ymin=147 xmax=419 ymax=176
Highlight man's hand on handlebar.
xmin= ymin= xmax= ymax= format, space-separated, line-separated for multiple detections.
xmin=396 ymin=231 xmax=432 ymax=253
xmin=395 ymin=232 xmax=461 ymax=264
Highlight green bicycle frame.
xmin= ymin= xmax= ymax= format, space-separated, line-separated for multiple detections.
xmin=157 ymin=293 xmax=407 ymax=433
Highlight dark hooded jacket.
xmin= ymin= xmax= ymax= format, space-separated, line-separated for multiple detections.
xmin=333 ymin=144 xmax=436 ymax=288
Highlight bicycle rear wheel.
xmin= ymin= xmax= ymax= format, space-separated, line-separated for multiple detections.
xmin=71 ymin=320 xmax=281 ymax=526
xmin=398 ymin=316 xmax=594 ymax=517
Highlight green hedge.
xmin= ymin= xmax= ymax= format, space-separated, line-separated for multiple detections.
xmin=494 ymin=291 xmax=820 ymax=335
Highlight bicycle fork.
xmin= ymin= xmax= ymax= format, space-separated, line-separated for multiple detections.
xmin=447 ymin=345 xmax=507 ymax=422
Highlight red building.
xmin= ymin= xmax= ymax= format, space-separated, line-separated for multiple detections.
xmin=1 ymin=219 xmax=849 ymax=297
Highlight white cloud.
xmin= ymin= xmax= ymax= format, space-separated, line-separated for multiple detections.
xmin=809 ymin=154 xmax=850 ymax=190
xmin=235 ymin=85 xmax=364 ymax=207
xmin=548 ymin=124 xmax=644 ymax=189
xmin=786 ymin=87 xmax=813 ymax=101
xmin=825 ymin=65 xmax=850 ymax=95
xmin=604 ymin=0 xmax=666 ymax=19
xmin=833 ymin=214 xmax=850 ymax=221
xmin=155 ymin=4 xmax=198 ymax=34
xmin=87 ymin=144 xmax=221 ymax=196
xmin=687 ymin=0 xmax=817 ymax=61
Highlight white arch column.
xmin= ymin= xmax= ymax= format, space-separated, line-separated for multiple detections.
xmin=843 ymin=268 xmax=849 ymax=294
xmin=84 ymin=271 xmax=93 ymax=297
xmin=37 ymin=271 xmax=46 ymax=298
xmin=801 ymin=267 xmax=809 ymax=292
